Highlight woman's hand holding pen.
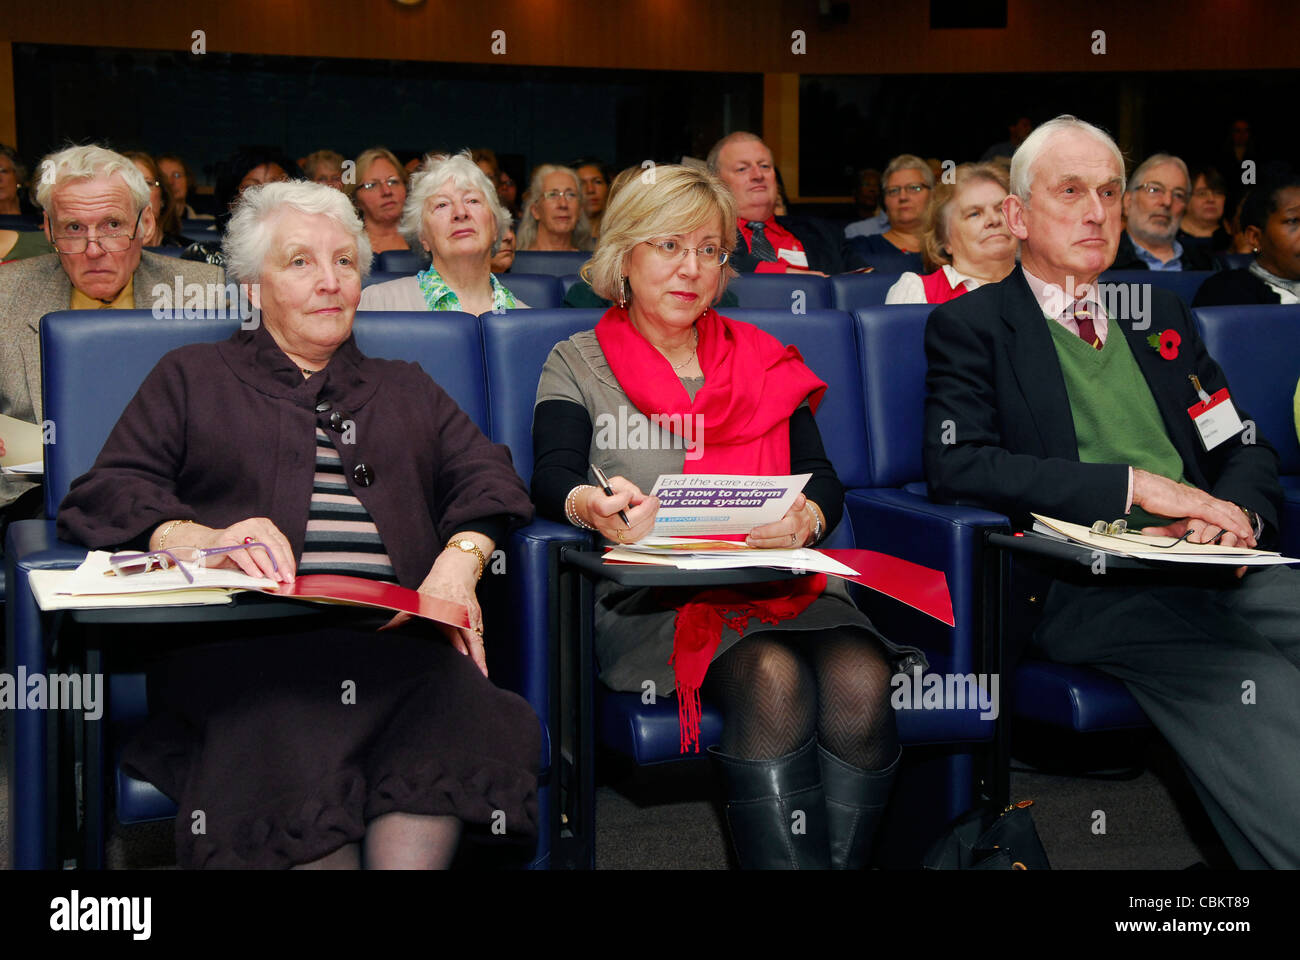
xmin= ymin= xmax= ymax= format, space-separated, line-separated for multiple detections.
xmin=578 ymin=476 xmax=659 ymax=544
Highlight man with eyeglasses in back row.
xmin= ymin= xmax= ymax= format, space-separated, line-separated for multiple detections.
xmin=0 ymin=144 xmax=226 ymax=531
xmin=1111 ymin=152 xmax=1218 ymax=271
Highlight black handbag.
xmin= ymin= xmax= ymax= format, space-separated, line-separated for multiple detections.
xmin=922 ymin=800 xmax=1051 ymax=870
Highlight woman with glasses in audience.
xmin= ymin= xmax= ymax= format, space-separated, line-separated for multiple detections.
xmin=532 ymin=164 xmax=919 ymax=870
xmin=58 ymin=180 xmax=540 ymax=869
xmin=1194 ymin=167 xmax=1300 ymax=307
xmin=846 ymin=153 xmax=932 ymax=272
xmin=361 ymin=151 xmax=525 ymax=313
xmin=886 ymin=163 xmax=1017 ymax=304
xmin=516 ymin=164 xmax=593 ymax=252
xmin=349 ymin=146 xmax=412 ymax=255
xmin=122 ymin=151 xmax=188 ymax=248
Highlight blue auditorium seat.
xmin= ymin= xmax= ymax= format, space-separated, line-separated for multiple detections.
xmin=511 ymin=250 xmax=589 ymax=277
xmin=361 ymin=269 xmax=408 ymax=288
xmin=143 ymin=245 xmax=185 ymax=258
xmin=1216 ymin=253 xmax=1254 ymax=270
xmin=0 ymin=214 xmax=42 ymax=230
xmin=496 ymin=273 xmax=563 ymax=309
xmin=6 ymin=309 xmax=552 ymax=868
xmin=728 ymin=273 xmax=832 ymax=309
xmin=1098 ymin=269 xmax=1213 ymax=306
xmin=1194 ymin=304 xmax=1300 ymax=556
xmin=830 ymin=272 xmax=903 ymax=311
xmin=847 ymin=306 xmax=1150 ymax=750
xmin=375 ymin=249 xmax=424 ymax=273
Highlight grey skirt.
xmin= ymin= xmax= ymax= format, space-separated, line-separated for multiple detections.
xmin=594 ymin=576 xmax=925 ymax=695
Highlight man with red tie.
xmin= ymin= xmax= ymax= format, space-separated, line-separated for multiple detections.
xmin=924 ymin=115 xmax=1300 ymax=868
xmin=706 ymin=131 xmax=846 ymax=276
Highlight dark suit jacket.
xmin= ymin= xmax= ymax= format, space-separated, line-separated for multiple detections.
xmin=923 ymin=266 xmax=1282 ymax=538
xmin=731 ymin=215 xmax=847 ymax=274
xmin=1192 ymin=267 xmax=1284 ymax=307
xmin=1110 ymin=231 xmax=1217 ymax=271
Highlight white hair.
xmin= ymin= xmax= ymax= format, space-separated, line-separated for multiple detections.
xmin=35 ymin=144 xmax=151 ymax=213
xmin=222 ymin=179 xmax=372 ymax=284
xmin=516 ymin=164 xmax=593 ymax=251
xmin=1127 ymin=153 xmax=1190 ymax=194
xmin=1009 ymin=115 xmax=1126 ymax=203
xmin=400 ymin=150 xmax=513 ymax=260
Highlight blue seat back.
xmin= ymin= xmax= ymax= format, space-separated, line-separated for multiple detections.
xmin=830 ymin=273 xmax=903 ymax=311
xmin=41 ymin=310 xmax=486 ymax=515
xmin=481 ymin=309 xmax=603 ymax=482
xmin=362 ymin=270 xmax=409 ymax=288
xmin=511 ymin=251 xmax=590 ymax=277
xmin=1217 ymin=253 xmax=1254 ymax=270
xmin=375 ymin=249 xmax=423 ymax=273
xmin=1193 ymin=304 xmax=1300 ymax=474
xmin=728 ymin=274 xmax=832 ymax=309
xmin=496 ymin=273 xmax=564 ymax=310
xmin=0 ymin=215 xmax=42 ymax=230
xmin=853 ymin=305 xmax=936 ymax=488
xmin=1099 ymin=269 xmax=1212 ymax=305
xmin=144 ymin=245 xmax=185 ymax=259
xmin=560 ymin=274 xmax=583 ymax=295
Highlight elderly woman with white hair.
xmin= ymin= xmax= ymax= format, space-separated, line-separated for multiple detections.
xmin=531 ymin=164 xmax=921 ymax=870
xmin=57 ymin=179 xmax=540 ymax=869
xmin=360 ymin=151 xmax=525 ymax=312
xmin=885 ymin=162 xmax=1018 ymax=304
xmin=516 ymin=163 xmax=592 ymax=252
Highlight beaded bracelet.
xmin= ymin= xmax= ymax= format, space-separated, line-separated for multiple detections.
xmin=565 ymin=485 xmax=597 ymax=531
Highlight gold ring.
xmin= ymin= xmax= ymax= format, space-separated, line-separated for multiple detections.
xmin=616 ymin=529 xmax=626 ymax=543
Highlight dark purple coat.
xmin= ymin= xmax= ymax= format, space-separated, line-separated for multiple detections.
xmin=57 ymin=324 xmax=532 ymax=589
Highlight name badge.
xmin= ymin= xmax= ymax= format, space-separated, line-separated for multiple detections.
xmin=776 ymin=248 xmax=809 ymax=268
xmin=1187 ymin=387 xmax=1244 ymax=451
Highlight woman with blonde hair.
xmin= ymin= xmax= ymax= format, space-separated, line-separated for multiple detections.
xmin=532 ymin=164 xmax=918 ymax=870
xmin=886 ymin=162 xmax=1017 ymax=304
xmin=348 ymin=147 xmax=411 ymax=255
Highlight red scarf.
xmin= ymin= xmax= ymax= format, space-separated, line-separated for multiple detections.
xmin=596 ymin=306 xmax=829 ymax=752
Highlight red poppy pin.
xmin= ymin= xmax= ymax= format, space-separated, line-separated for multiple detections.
xmin=1146 ymin=328 xmax=1181 ymax=360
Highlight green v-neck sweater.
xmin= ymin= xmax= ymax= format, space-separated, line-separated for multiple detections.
xmin=1047 ymin=321 xmax=1187 ymax=528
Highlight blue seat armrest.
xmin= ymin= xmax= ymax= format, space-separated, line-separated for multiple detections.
xmin=6 ymin=518 xmax=89 ymax=569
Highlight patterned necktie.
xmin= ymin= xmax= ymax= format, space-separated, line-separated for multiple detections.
xmin=747 ymin=221 xmax=778 ymax=262
xmin=1073 ymin=302 xmax=1102 ymax=350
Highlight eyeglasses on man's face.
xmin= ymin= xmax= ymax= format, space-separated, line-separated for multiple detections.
xmin=643 ymin=238 xmax=730 ymax=269
xmin=49 ymin=208 xmax=144 ymax=254
xmin=358 ymin=177 xmax=403 ymax=192
xmin=1136 ymin=182 xmax=1189 ymax=204
xmin=884 ymin=183 xmax=931 ymax=198
xmin=542 ymin=189 xmax=578 ymax=202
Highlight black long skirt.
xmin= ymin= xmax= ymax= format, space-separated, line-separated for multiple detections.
xmin=123 ymin=617 xmax=541 ymax=869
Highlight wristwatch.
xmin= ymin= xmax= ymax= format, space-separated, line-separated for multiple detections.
xmin=444 ymin=537 xmax=487 ymax=580
xmin=1237 ymin=505 xmax=1263 ymax=541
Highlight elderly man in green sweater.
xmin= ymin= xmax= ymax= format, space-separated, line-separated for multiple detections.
xmin=924 ymin=115 xmax=1300 ymax=868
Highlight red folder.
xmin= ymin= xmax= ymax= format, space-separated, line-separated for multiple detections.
xmin=267 ymin=575 xmax=471 ymax=629
xmin=818 ymin=549 xmax=954 ymax=627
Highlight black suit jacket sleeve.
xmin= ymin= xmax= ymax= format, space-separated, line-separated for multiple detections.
xmin=922 ymin=271 xmax=1282 ymax=535
xmin=922 ymin=296 xmax=1131 ymax=525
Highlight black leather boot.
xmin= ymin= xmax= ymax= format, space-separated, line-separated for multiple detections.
xmin=818 ymin=745 xmax=900 ymax=869
xmin=709 ymin=737 xmax=830 ymax=869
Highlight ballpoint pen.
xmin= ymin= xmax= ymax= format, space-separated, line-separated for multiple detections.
xmin=590 ymin=463 xmax=632 ymax=528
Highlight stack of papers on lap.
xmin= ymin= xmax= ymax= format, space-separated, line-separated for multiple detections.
xmin=603 ymin=538 xmax=955 ymax=626
xmin=1030 ymin=514 xmax=1300 ymax=566
xmin=0 ymin=413 xmax=45 ymax=475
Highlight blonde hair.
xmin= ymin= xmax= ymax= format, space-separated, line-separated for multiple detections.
xmin=516 ymin=164 xmax=593 ymax=251
xmin=583 ymin=164 xmax=737 ymax=305
xmin=346 ymin=147 xmax=408 ymax=210
xmin=921 ymin=162 xmax=1010 ymax=272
